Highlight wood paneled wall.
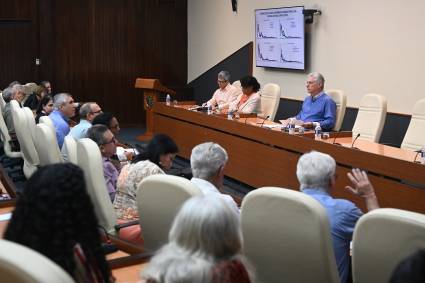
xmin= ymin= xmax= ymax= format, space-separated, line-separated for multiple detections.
xmin=0 ymin=0 xmax=188 ymax=125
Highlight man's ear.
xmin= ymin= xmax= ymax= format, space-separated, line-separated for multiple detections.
xmin=99 ymin=145 xmax=105 ymax=153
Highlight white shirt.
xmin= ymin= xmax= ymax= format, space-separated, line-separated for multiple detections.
xmin=191 ymin=177 xmax=239 ymax=213
xmin=207 ymin=84 xmax=240 ymax=109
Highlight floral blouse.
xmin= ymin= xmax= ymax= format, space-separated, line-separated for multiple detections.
xmin=113 ymin=160 xmax=164 ymax=220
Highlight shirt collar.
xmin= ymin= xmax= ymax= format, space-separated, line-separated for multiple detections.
xmin=191 ymin=177 xmax=218 ymax=191
xmin=311 ymin=91 xmax=324 ymax=102
xmin=301 ymin=187 xmax=330 ymax=196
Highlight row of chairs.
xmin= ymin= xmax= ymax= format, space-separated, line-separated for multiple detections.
xmin=234 ymin=80 xmax=425 ymax=150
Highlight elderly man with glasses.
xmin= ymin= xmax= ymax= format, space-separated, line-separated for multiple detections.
xmin=203 ymin=71 xmax=240 ymax=110
xmin=293 ymin=72 xmax=336 ymax=131
xmin=86 ymin=124 xmax=118 ymax=202
xmin=69 ymin=102 xmax=102 ymax=140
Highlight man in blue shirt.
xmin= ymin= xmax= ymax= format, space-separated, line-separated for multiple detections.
xmin=295 ymin=72 xmax=336 ymax=131
xmin=69 ymin=102 xmax=102 ymax=140
xmin=49 ymin=93 xmax=76 ymax=148
xmin=296 ymin=151 xmax=379 ymax=283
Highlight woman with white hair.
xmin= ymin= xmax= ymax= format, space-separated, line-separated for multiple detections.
xmin=141 ymin=195 xmax=253 ymax=283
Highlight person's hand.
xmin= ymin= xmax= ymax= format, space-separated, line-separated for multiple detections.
xmin=124 ymin=151 xmax=134 ymax=161
xmin=345 ymin=168 xmax=376 ymax=198
xmin=302 ymin=121 xmax=313 ymax=128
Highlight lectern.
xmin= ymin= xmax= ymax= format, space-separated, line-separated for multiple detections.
xmin=135 ymin=78 xmax=175 ymax=141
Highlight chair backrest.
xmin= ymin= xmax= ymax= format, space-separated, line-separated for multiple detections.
xmin=352 ymin=93 xmax=387 ymax=142
xmin=327 ymin=89 xmax=347 ymax=131
xmin=260 ymin=83 xmax=281 ymax=121
xmin=0 ymin=239 xmax=75 ymax=283
xmin=62 ymin=135 xmax=78 ymax=165
xmin=34 ymin=123 xmax=63 ymax=166
xmin=39 ymin=115 xmax=56 ymax=135
xmin=352 ymin=208 xmax=425 ymax=283
xmin=0 ymin=94 xmax=6 ymax=113
xmin=232 ymin=80 xmax=241 ymax=91
xmin=77 ymin=138 xmax=117 ymax=234
xmin=136 ymin=174 xmax=202 ymax=251
xmin=241 ymin=187 xmax=339 ymax=283
xmin=10 ymin=101 xmax=39 ymax=178
xmin=401 ymin=99 xmax=425 ymax=151
xmin=0 ymin=101 xmax=21 ymax=158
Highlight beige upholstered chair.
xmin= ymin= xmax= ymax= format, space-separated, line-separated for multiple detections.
xmin=0 ymin=239 xmax=75 ymax=283
xmin=327 ymin=89 xmax=347 ymax=131
xmin=10 ymin=101 xmax=39 ymax=178
xmin=62 ymin=135 xmax=78 ymax=165
xmin=352 ymin=93 xmax=387 ymax=142
xmin=232 ymin=80 xmax=241 ymax=91
xmin=136 ymin=174 xmax=202 ymax=251
xmin=0 ymin=102 xmax=21 ymax=159
xmin=34 ymin=123 xmax=62 ymax=165
xmin=77 ymin=138 xmax=118 ymax=235
xmin=401 ymin=99 xmax=425 ymax=151
xmin=39 ymin=115 xmax=56 ymax=135
xmin=241 ymin=187 xmax=339 ymax=283
xmin=260 ymin=83 xmax=281 ymax=121
xmin=0 ymin=94 xmax=6 ymax=113
xmin=352 ymin=208 xmax=425 ymax=283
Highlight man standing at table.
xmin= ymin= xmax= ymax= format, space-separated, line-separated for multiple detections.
xmin=294 ymin=72 xmax=336 ymax=131
xmin=204 ymin=71 xmax=240 ymax=110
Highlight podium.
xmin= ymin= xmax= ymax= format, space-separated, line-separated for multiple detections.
xmin=135 ymin=78 xmax=175 ymax=141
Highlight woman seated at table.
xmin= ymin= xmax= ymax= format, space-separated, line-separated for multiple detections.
xmin=229 ymin=75 xmax=261 ymax=114
xmin=114 ymin=134 xmax=178 ymax=221
xmin=4 ymin=163 xmax=113 ymax=283
xmin=141 ymin=195 xmax=254 ymax=283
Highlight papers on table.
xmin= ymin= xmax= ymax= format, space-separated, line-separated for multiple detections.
xmin=261 ymin=124 xmax=283 ymax=129
xmin=279 ymin=119 xmax=304 ymax=127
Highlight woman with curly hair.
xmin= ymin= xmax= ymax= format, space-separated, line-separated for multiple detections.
xmin=141 ymin=195 xmax=254 ymax=283
xmin=4 ymin=163 xmax=113 ymax=283
xmin=229 ymin=75 xmax=261 ymax=114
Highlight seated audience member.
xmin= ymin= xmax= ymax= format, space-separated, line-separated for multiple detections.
xmin=142 ymin=196 xmax=253 ymax=283
xmin=230 ymin=75 xmax=261 ymax=114
xmin=294 ymin=72 xmax=336 ymax=131
xmin=40 ymin=80 xmax=52 ymax=95
xmin=23 ymin=85 xmax=47 ymax=111
xmin=4 ymin=163 xmax=113 ymax=283
xmin=204 ymin=71 xmax=240 ymax=110
xmin=190 ymin=142 xmax=239 ymax=213
xmin=2 ymin=85 xmax=25 ymax=135
xmin=296 ymin=151 xmax=379 ymax=283
xmin=69 ymin=102 xmax=102 ymax=139
xmin=49 ymin=93 xmax=76 ymax=148
xmin=86 ymin=124 xmax=118 ymax=202
xmin=92 ymin=112 xmax=134 ymax=161
xmin=114 ymin=134 xmax=178 ymax=220
xmin=35 ymin=94 xmax=54 ymax=123
xmin=390 ymin=249 xmax=425 ymax=283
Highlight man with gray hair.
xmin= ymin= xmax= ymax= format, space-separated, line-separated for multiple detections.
xmin=69 ymin=102 xmax=102 ymax=140
xmin=297 ymin=151 xmax=379 ymax=283
xmin=2 ymin=85 xmax=25 ymax=135
xmin=190 ymin=142 xmax=239 ymax=213
xmin=294 ymin=72 xmax=336 ymax=131
xmin=204 ymin=71 xmax=240 ymax=110
xmin=49 ymin=93 xmax=76 ymax=148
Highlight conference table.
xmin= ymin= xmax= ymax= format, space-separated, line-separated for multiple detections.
xmin=150 ymin=103 xmax=425 ymax=214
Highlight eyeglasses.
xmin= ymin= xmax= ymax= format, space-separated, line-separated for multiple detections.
xmin=91 ymin=109 xmax=102 ymax=114
xmin=217 ymin=80 xmax=227 ymax=84
xmin=102 ymin=136 xmax=117 ymax=145
xmin=306 ymin=80 xmax=317 ymax=85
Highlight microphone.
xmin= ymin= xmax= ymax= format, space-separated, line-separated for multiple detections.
xmin=332 ymin=131 xmax=342 ymax=146
xmin=259 ymin=115 xmax=270 ymax=128
xmin=351 ymin=133 xmax=361 ymax=149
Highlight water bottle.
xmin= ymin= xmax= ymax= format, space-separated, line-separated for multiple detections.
xmin=207 ymin=104 xmax=212 ymax=115
xmin=166 ymin=94 xmax=171 ymax=106
xmin=288 ymin=118 xmax=295 ymax=135
xmin=421 ymin=144 xmax=425 ymax=165
xmin=227 ymin=110 xmax=233 ymax=120
xmin=314 ymin=123 xmax=322 ymax=140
